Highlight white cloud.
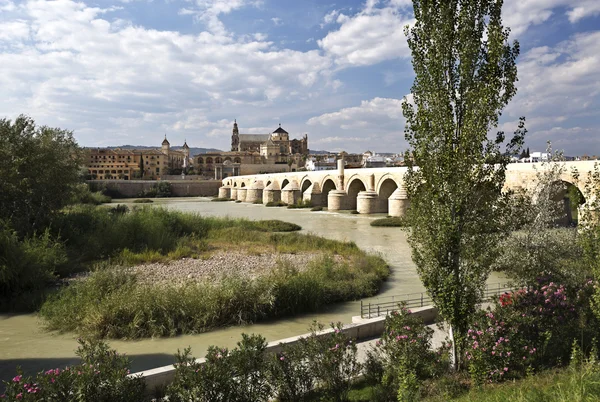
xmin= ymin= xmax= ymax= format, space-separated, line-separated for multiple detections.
xmin=320 ymin=9 xmax=339 ymax=28
xmin=503 ymin=0 xmax=600 ymax=37
xmin=271 ymin=17 xmax=282 ymax=26
xmin=307 ymin=97 xmax=404 ymax=129
xmin=318 ymin=2 xmax=413 ymax=66
xmin=0 ymin=0 xmax=336 ymax=149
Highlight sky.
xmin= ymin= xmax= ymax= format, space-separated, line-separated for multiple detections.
xmin=0 ymin=0 xmax=599 ymax=155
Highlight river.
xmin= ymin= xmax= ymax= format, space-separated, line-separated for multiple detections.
xmin=0 ymin=197 xmax=504 ymax=381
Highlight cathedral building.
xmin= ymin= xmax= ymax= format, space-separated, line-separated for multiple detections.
xmin=195 ymin=120 xmax=309 ymax=179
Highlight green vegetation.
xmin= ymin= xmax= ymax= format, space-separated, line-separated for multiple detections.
xmin=310 ymin=206 xmax=323 ymax=212
xmin=235 ymin=200 xmax=242 ymax=203
xmin=132 ymin=198 xmax=153 ymax=203
xmin=211 ymin=197 xmax=235 ymax=202
xmin=266 ymin=200 xmax=287 ymax=207
xmin=370 ymin=217 xmax=408 ymax=227
xmin=1 ymin=338 xmax=145 ymax=401
xmin=0 ymin=115 xmax=82 ymax=236
xmin=40 ymin=233 xmax=388 ymax=338
xmin=402 ymin=0 xmax=525 ymax=368
xmin=72 ymin=184 xmax=112 ymax=205
xmin=287 ymin=200 xmax=312 ymax=209
xmin=137 ymin=181 xmax=172 ymax=198
xmin=350 ymin=210 xmax=359 ymax=214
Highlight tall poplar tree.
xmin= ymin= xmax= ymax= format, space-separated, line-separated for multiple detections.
xmin=402 ymin=0 xmax=525 ymax=368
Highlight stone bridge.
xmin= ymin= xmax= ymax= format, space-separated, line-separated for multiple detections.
xmin=218 ymin=161 xmax=599 ymax=217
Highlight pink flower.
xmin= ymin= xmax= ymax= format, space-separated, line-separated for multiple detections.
xmin=12 ymin=375 xmax=22 ymax=383
xmin=504 ymin=367 xmax=508 ymax=372
xmin=280 ymin=356 xmax=285 ymax=361
xmin=16 ymin=394 xmax=22 ymax=400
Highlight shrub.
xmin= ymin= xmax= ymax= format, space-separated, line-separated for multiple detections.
xmin=303 ymin=323 xmax=362 ymax=402
xmin=266 ymin=201 xmax=287 ymax=207
xmin=350 ymin=210 xmax=359 ymax=214
xmin=370 ymin=217 xmax=409 ymax=227
xmin=132 ymin=198 xmax=153 ymax=203
xmin=270 ymin=342 xmax=315 ymax=402
xmin=235 ymin=200 xmax=242 ymax=203
xmin=166 ymin=334 xmax=271 ymax=402
xmin=310 ymin=206 xmax=323 ymax=211
xmin=465 ymin=278 xmax=599 ymax=384
xmin=0 ymin=223 xmax=67 ymax=311
xmin=71 ymin=183 xmax=112 ymax=205
xmin=368 ymin=304 xmax=450 ymax=400
xmin=0 ymin=338 xmax=145 ymax=401
xmin=287 ymin=200 xmax=312 ymax=209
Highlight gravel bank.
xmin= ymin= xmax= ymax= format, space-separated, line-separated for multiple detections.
xmin=130 ymin=251 xmax=330 ymax=285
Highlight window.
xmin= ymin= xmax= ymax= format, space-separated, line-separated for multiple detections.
xmin=156 ymin=168 xmax=160 ymax=174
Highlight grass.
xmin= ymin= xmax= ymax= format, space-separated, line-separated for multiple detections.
xmin=266 ymin=201 xmax=287 ymax=207
xmin=253 ymin=200 xmax=263 ymax=204
xmin=304 ymin=364 xmax=600 ymax=402
xmin=235 ymin=200 xmax=242 ymax=203
xmin=287 ymin=200 xmax=312 ymax=209
xmin=39 ymin=206 xmax=388 ymax=339
xmin=370 ymin=216 xmax=409 ymax=227
xmin=311 ymin=206 xmax=323 ymax=211
xmin=446 ymin=365 xmax=600 ymax=402
xmin=211 ymin=197 xmax=235 ymax=202
xmin=40 ymin=231 xmax=388 ymax=339
xmin=350 ymin=210 xmax=359 ymax=214
xmin=132 ymin=198 xmax=154 ymax=203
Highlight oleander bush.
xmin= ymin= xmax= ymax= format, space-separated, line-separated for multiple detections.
xmin=365 ymin=304 xmax=451 ymax=401
xmin=0 ymin=338 xmax=145 ymax=402
xmin=465 ymin=278 xmax=600 ymax=385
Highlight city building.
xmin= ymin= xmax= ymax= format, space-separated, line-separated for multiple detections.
xmin=84 ymin=136 xmax=191 ymax=180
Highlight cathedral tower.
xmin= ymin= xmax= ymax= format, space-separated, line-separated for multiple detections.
xmin=231 ymin=119 xmax=239 ymax=151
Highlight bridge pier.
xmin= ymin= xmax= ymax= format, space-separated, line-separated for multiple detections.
xmin=388 ymin=186 xmax=410 ymax=217
xmin=263 ymin=182 xmax=281 ymax=204
xmin=302 ymin=183 xmax=323 ymax=206
xmin=246 ymin=181 xmax=264 ymax=204
xmin=281 ymin=181 xmax=301 ymax=205
xmin=237 ymin=187 xmax=247 ymax=202
xmin=328 ymin=190 xmax=350 ymax=211
xmin=218 ymin=186 xmax=231 ymax=199
xmin=230 ymin=187 xmax=238 ymax=200
xmin=357 ymin=191 xmax=379 ymax=214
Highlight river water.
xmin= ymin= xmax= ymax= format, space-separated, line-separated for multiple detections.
xmin=0 ymin=197 xmax=504 ymax=380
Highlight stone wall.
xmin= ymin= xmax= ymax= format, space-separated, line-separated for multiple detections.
xmin=87 ymin=180 xmax=221 ymax=198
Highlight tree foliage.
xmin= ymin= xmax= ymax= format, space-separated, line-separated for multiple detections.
xmin=402 ymin=0 xmax=525 ymax=368
xmin=0 ymin=115 xmax=82 ymax=235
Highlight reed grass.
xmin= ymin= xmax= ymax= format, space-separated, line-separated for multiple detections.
xmin=370 ymin=217 xmax=409 ymax=227
xmin=40 ymin=229 xmax=389 ymax=339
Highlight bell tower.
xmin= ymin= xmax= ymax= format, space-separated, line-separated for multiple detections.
xmin=231 ymin=119 xmax=239 ymax=151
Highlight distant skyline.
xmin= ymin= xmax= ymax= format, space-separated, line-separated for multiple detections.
xmin=0 ymin=0 xmax=599 ymax=155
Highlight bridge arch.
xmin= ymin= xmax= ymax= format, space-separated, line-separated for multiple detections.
xmin=321 ymin=177 xmax=337 ymax=201
xmin=377 ymin=177 xmax=399 ymax=214
xmin=281 ymin=179 xmax=290 ymax=190
xmin=301 ymin=177 xmax=312 ymax=194
xmin=347 ymin=177 xmax=367 ymax=210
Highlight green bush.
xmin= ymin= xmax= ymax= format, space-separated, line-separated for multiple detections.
xmin=166 ymin=334 xmax=271 ymax=402
xmin=366 ymin=304 xmax=450 ymax=400
xmin=310 ymin=206 xmax=323 ymax=211
xmin=270 ymin=341 xmax=315 ymax=402
xmin=266 ymin=201 xmax=287 ymax=207
xmin=71 ymin=184 xmax=112 ymax=205
xmin=303 ymin=323 xmax=362 ymax=402
xmin=132 ymin=198 xmax=153 ymax=203
xmin=137 ymin=182 xmax=171 ymax=198
xmin=370 ymin=217 xmax=409 ymax=227
xmin=1 ymin=338 xmax=145 ymax=401
xmin=465 ymin=278 xmax=599 ymax=385
xmin=0 ymin=223 xmax=67 ymax=311
xmin=287 ymin=200 xmax=312 ymax=209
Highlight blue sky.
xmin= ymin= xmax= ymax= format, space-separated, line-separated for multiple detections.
xmin=0 ymin=0 xmax=599 ymax=155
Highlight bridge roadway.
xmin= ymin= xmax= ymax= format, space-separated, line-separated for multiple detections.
xmin=218 ymin=161 xmax=599 ymax=217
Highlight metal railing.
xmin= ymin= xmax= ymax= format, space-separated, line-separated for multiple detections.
xmin=360 ymin=282 xmax=514 ymax=319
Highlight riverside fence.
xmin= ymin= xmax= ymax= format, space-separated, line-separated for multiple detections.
xmin=360 ymin=282 xmax=514 ymax=319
